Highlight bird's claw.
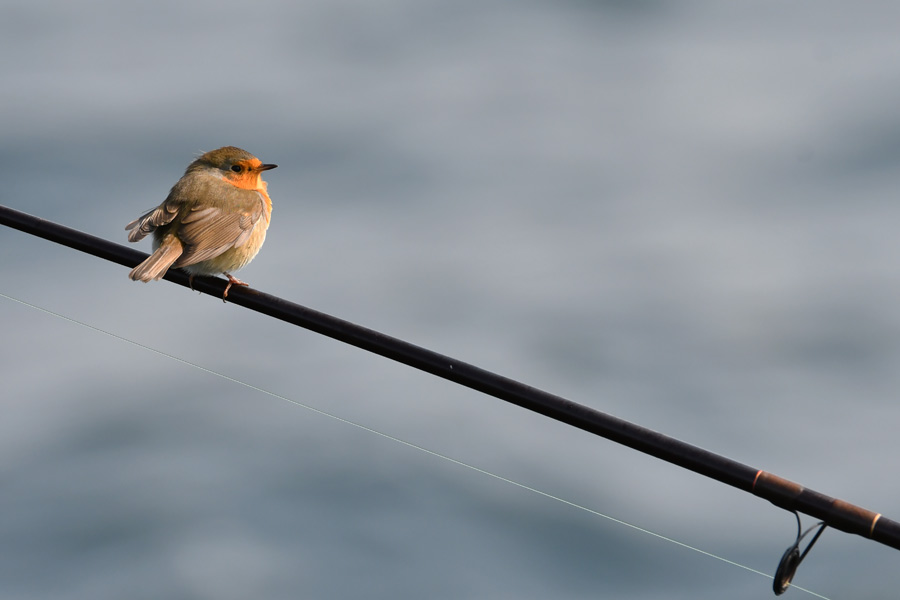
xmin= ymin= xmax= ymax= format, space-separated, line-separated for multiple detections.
xmin=222 ymin=273 xmax=249 ymax=302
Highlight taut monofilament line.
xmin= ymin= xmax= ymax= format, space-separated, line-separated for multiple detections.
xmin=2 ymin=203 xmax=899 ymax=594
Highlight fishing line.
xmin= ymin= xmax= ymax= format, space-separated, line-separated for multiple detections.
xmin=0 ymin=291 xmax=831 ymax=599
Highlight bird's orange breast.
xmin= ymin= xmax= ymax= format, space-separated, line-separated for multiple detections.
xmin=223 ymin=173 xmax=273 ymax=223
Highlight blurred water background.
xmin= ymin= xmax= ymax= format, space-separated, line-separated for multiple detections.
xmin=3 ymin=1 xmax=900 ymax=598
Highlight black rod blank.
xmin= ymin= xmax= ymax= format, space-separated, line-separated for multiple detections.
xmin=2 ymin=203 xmax=899 ymax=551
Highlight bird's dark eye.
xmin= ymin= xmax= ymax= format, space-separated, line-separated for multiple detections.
xmin=230 ymin=165 xmax=242 ymax=173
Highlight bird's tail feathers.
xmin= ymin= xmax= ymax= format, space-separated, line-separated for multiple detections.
xmin=128 ymin=236 xmax=184 ymax=282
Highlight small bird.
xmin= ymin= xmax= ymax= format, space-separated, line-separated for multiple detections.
xmin=126 ymin=146 xmax=277 ymax=298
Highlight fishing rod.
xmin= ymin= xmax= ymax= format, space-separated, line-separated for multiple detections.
xmin=2 ymin=204 xmax=897 ymax=594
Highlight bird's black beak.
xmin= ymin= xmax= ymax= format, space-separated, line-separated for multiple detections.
xmin=259 ymin=163 xmax=278 ymax=171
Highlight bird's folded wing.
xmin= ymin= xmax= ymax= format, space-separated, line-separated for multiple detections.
xmin=171 ymin=190 xmax=265 ymax=268
xmin=125 ymin=197 xmax=180 ymax=242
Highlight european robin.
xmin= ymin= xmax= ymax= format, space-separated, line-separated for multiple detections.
xmin=126 ymin=146 xmax=277 ymax=298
